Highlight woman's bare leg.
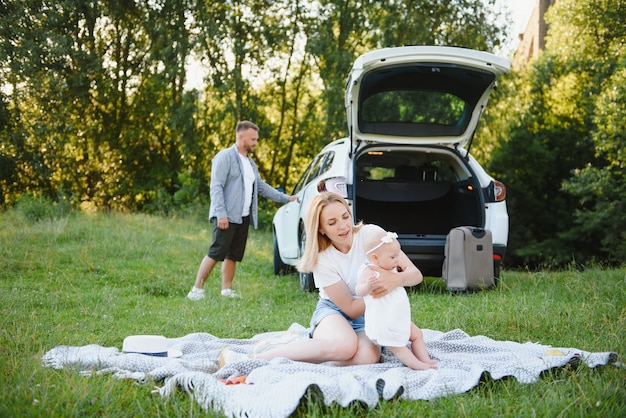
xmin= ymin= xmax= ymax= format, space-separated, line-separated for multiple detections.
xmin=254 ymin=314 xmax=379 ymax=365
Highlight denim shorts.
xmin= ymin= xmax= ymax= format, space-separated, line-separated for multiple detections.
xmin=309 ymin=298 xmax=365 ymax=336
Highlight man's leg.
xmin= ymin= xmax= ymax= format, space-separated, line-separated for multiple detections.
xmin=221 ymin=259 xmax=236 ymax=290
xmin=194 ymin=255 xmax=218 ymax=289
xmin=188 ymin=255 xmax=218 ymax=300
xmin=220 ymin=218 xmax=247 ymax=296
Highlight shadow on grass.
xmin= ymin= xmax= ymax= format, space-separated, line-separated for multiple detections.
xmin=291 ymin=384 xmax=372 ymax=417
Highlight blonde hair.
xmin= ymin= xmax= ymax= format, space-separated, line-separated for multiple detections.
xmin=297 ymin=192 xmax=362 ymax=272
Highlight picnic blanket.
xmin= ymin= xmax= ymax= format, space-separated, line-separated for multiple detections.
xmin=42 ymin=323 xmax=617 ymax=418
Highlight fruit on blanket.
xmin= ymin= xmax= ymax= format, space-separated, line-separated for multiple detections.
xmin=545 ymin=348 xmax=565 ymax=356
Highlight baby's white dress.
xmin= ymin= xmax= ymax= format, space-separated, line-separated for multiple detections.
xmin=358 ymin=263 xmax=411 ymax=347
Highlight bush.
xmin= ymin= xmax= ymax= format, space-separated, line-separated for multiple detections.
xmin=258 ymin=199 xmax=282 ymax=231
xmin=15 ymin=193 xmax=71 ymax=222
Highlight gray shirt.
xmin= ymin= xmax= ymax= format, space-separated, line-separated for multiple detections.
xmin=209 ymin=144 xmax=289 ymax=228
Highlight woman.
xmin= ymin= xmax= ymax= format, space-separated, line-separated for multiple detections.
xmin=219 ymin=192 xmax=424 ymax=367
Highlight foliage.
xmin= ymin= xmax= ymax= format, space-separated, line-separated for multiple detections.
xmin=488 ymin=57 xmax=598 ymax=268
xmin=483 ymin=0 xmax=626 ymax=267
xmin=9 ymin=0 xmax=625 ymax=267
xmin=0 ymin=0 xmax=203 ymax=211
xmin=0 ymin=211 xmax=623 ymax=417
xmin=14 ymin=192 xmax=72 ymax=222
xmin=561 ymin=60 xmax=626 ymax=263
xmin=371 ymin=0 xmax=508 ymax=51
xmin=1 ymin=0 xmax=507 ymax=212
xmin=0 ymin=91 xmax=19 ymax=206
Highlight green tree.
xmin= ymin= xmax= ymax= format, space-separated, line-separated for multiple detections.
xmin=0 ymin=91 xmax=19 ymax=206
xmin=486 ymin=0 xmax=626 ymax=267
xmin=304 ymin=0 xmax=374 ymax=141
xmin=559 ymin=2 xmax=626 ymax=264
xmin=0 ymin=0 xmax=515 ymax=213
xmin=371 ymin=0 xmax=508 ymax=51
xmin=0 ymin=0 xmax=202 ymax=211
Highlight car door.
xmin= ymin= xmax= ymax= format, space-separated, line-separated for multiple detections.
xmin=275 ymin=152 xmax=329 ymax=260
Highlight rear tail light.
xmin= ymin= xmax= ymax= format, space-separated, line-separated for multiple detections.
xmin=493 ymin=180 xmax=506 ymax=202
xmin=317 ymin=177 xmax=347 ymax=197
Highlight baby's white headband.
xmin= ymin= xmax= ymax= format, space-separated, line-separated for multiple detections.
xmin=365 ymin=231 xmax=398 ymax=255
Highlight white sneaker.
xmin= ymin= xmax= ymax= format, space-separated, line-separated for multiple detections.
xmin=187 ymin=287 xmax=205 ymax=300
xmin=218 ymin=348 xmax=249 ymax=369
xmin=252 ymin=331 xmax=303 ymax=356
xmin=221 ymin=288 xmax=240 ymax=298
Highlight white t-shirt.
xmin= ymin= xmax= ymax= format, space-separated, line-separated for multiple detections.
xmin=313 ymin=224 xmax=383 ymax=299
xmin=238 ymin=153 xmax=255 ymax=217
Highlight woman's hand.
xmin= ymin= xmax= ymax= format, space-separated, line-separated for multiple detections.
xmin=368 ymin=252 xmax=423 ymax=298
xmin=367 ymin=266 xmax=402 ymax=297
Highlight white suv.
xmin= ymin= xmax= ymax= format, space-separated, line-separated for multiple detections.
xmin=273 ymin=46 xmax=510 ymax=291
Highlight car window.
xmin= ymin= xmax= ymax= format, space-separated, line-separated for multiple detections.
xmin=357 ymin=64 xmax=495 ymax=137
xmin=308 ymin=153 xmax=328 ymax=180
xmin=291 ymin=151 xmax=335 ymax=194
xmin=356 ymin=154 xmax=458 ymax=183
xmin=292 ymin=160 xmax=315 ymax=195
xmin=367 ymin=167 xmax=394 ymax=180
xmin=361 ymin=90 xmax=465 ymax=126
xmin=317 ymin=151 xmax=334 ymax=177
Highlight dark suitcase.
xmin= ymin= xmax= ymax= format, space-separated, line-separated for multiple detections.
xmin=442 ymin=226 xmax=495 ymax=291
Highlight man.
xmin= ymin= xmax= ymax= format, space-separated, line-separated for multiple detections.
xmin=187 ymin=121 xmax=297 ymax=300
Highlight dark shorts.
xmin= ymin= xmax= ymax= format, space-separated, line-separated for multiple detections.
xmin=309 ymin=298 xmax=365 ymax=336
xmin=207 ymin=216 xmax=250 ymax=262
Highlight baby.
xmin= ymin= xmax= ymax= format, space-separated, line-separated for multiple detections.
xmin=355 ymin=229 xmax=438 ymax=370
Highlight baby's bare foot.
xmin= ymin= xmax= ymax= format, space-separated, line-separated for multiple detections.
xmin=411 ymin=360 xmax=438 ymax=370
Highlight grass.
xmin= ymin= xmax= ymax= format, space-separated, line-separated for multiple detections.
xmin=0 ymin=209 xmax=624 ymax=417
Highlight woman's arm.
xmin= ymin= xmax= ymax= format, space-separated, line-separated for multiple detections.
xmin=368 ymin=251 xmax=423 ymax=298
xmin=324 ymin=281 xmax=366 ymax=319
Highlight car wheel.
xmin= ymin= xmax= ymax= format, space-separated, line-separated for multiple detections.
xmin=273 ymin=231 xmax=290 ymax=275
xmin=299 ymin=271 xmax=315 ymax=292
xmin=493 ymin=260 xmax=501 ymax=287
xmin=298 ymin=225 xmax=316 ymax=292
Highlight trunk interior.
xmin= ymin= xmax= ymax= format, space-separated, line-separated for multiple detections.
xmin=353 ymin=147 xmax=483 ymax=236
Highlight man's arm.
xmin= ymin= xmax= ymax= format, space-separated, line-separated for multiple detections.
xmin=249 ymin=159 xmax=294 ymax=203
xmin=256 ymin=178 xmax=293 ymax=203
xmin=209 ymin=151 xmax=230 ymax=220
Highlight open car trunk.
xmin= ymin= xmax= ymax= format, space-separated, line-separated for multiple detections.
xmin=353 ymin=145 xmax=484 ymax=274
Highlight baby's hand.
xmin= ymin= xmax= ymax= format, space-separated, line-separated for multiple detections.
xmin=366 ymin=264 xmax=381 ymax=279
xmin=367 ymin=266 xmax=385 ymax=297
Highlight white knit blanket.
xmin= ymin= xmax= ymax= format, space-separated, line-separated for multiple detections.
xmin=42 ymin=324 xmax=616 ymax=418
